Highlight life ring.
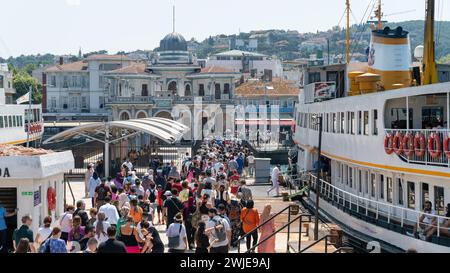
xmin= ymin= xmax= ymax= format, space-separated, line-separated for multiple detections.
xmin=414 ymin=133 xmax=426 ymax=158
xmin=47 ymin=187 xmax=56 ymax=211
xmin=393 ymin=131 xmax=403 ymax=155
xmin=402 ymin=132 xmax=414 ymax=158
xmin=444 ymin=136 xmax=450 ymax=159
xmin=428 ymin=132 xmax=442 ymax=159
xmin=384 ymin=133 xmax=394 ymax=155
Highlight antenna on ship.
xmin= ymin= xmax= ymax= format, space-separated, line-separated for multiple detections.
xmin=346 ymin=0 xmax=350 ymax=64
xmin=423 ymin=0 xmax=438 ymax=85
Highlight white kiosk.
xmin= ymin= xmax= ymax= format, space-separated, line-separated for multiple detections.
xmin=0 ymin=147 xmax=74 ymax=233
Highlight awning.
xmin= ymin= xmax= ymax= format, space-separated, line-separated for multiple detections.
xmin=43 ymin=117 xmax=189 ymax=145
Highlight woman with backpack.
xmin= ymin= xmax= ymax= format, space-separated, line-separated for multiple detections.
xmin=39 ymin=227 xmax=67 ymax=253
xmin=166 ymin=213 xmax=187 ymax=253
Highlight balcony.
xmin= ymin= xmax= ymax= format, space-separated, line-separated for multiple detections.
xmin=384 ymin=129 xmax=450 ymax=167
xmin=105 ymin=96 xmax=153 ymax=104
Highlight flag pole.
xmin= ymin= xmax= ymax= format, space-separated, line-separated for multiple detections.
xmin=26 ymin=85 xmax=32 ymax=147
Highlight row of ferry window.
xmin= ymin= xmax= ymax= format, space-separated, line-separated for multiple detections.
xmin=0 ymin=115 xmax=23 ymax=129
xmin=297 ymin=110 xmax=379 ymax=136
xmin=334 ymin=162 xmax=446 ymax=216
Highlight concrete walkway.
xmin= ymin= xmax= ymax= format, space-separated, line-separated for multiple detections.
xmin=65 ymin=178 xmax=329 ymax=253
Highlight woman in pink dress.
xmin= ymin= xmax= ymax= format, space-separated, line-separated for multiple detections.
xmin=257 ymin=204 xmax=276 ymax=253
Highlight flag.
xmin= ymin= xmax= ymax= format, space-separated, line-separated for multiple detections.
xmin=16 ymin=92 xmax=31 ymax=104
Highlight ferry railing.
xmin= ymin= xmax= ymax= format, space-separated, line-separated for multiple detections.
xmin=384 ymin=129 xmax=450 ymax=167
xmin=309 ymin=174 xmax=450 ymax=238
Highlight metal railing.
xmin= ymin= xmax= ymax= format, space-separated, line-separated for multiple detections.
xmin=298 ymin=234 xmax=337 ymax=253
xmin=309 ymin=174 xmax=450 ymax=238
xmin=234 ymin=204 xmax=311 ymax=253
xmin=384 ymin=129 xmax=450 ymax=167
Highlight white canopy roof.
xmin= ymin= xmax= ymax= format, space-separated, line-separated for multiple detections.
xmin=43 ymin=117 xmax=189 ymax=145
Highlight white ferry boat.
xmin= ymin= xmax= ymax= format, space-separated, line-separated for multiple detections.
xmin=293 ymin=1 xmax=450 ymax=252
xmin=0 ymin=64 xmax=43 ymax=145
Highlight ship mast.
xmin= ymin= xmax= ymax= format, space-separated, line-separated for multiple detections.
xmin=346 ymin=0 xmax=350 ymax=64
xmin=376 ymin=0 xmax=383 ymax=30
xmin=423 ymin=0 xmax=438 ymax=85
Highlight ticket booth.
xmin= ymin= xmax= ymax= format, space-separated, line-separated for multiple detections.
xmin=0 ymin=150 xmax=74 ymax=248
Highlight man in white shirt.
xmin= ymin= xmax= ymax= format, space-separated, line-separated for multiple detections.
xmin=206 ymin=208 xmax=231 ymax=253
xmin=99 ymin=196 xmax=119 ymax=226
xmin=267 ymin=164 xmax=281 ymax=197
xmin=122 ymin=158 xmax=133 ymax=171
xmin=247 ymin=153 xmax=255 ymax=177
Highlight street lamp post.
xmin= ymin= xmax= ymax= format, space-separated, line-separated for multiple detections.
xmin=313 ymin=115 xmax=323 ymax=241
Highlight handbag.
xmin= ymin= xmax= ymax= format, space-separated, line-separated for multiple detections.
xmin=168 ymin=224 xmax=182 ymax=249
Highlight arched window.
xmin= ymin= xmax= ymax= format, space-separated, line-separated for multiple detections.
xmin=185 ymin=84 xmax=192 ymax=96
xmin=215 ymin=83 xmax=221 ymax=99
xmin=120 ymin=111 xmax=130 ymax=120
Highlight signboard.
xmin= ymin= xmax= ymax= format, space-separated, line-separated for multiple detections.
xmin=0 ymin=167 xmax=10 ymax=177
xmin=21 ymin=191 xmax=33 ymax=196
xmin=304 ymin=82 xmax=336 ymax=103
xmin=34 ymin=186 xmax=41 ymax=207
xmin=155 ymin=99 xmax=172 ymax=108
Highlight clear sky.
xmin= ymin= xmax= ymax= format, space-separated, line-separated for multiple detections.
xmin=0 ymin=0 xmax=448 ymax=58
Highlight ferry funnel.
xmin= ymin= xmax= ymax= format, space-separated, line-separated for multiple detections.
xmin=368 ymin=26 xmax=412 ymax=90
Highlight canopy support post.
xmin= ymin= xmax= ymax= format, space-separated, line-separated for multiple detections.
xmin=104 ymin=124 xmax=110 ymax=178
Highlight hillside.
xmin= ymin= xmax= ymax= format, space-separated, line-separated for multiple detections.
xmin=2 ymin=20 xmax=450 ymax=70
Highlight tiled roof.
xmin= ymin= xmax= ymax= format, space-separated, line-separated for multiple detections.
xmin=199 ymin=66 xmax=237 ymax=74
xmin=235 ymin=78 xmax=299 ymax=98
xmin=106 ymin=63 xmax=147 ymax=74
xmin=85 ymin=54 xmax=132 ymax=61
xmin=45 ymin=61 xmax=88 ymax=72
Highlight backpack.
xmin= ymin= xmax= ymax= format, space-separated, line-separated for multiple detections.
xmin=212 ymin=218 xmax=227 ymax=242
xmin=168 ymin=224 xmax=182 ymax=249
xmin=148 ymin=189 xmax=157 ymax=203
xmin=96 ymin=185 xmax=108 ymax=200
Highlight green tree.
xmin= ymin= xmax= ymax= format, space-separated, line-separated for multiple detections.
xmin=12 ymin=69 xmax=42 ymax=104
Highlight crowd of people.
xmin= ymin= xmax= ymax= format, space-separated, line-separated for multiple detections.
xmin=2 ymin=138 xmax=280 ymax=254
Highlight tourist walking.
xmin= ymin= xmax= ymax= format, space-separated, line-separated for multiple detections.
xmin=267 ymin=164 xmax=281 ymax=197
xmin=99 ymin=196 xmax=120 ymax=226
xmin=39 ymin=227 xmax=67 ymax=253
xmin=195 ymin=221 xmax=210 ymax=253
xmin=0 ymin=203 xmax=16 ymax=253
xmin=257 ymin=204 xmax=276 ymax=253
xmin=88 ymin=172 xmax=101 ymax=207
xmin=97 ymin=226 xmax=127 ymax=253
xmin=59 ymin=205 xmax=74 ymax=242
xmin=240 ymin=200 xmax=260 ymax=252
xmin=206 ymin=208 xmax=231 ymax=253
xmin=166 ymin=213 xmax=187 ymax=253
xmin=117 ymin=216 xmax=143 ymax=253
xmin=93 ymin=212 xmax=111 ymax=244
xmin=74 ymin=200 xmax=89 ymax=227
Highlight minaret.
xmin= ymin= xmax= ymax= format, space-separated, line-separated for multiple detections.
xmin=78 ymin=47 xmax=82 ymax=59
xmin=172 ymin=5 xmax=175 ymax=33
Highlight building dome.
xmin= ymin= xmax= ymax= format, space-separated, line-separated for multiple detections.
xmin=159 ymin=32 xmax=187 ymax=51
